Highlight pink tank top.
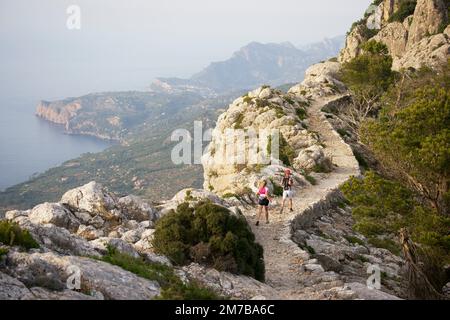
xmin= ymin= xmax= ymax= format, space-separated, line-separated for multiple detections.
xmin=258 ymin=187 xmax=268 ymax=198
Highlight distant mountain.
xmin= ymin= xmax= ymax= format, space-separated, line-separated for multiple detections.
xmin=150 ymin=36 xmax=345 ymax=95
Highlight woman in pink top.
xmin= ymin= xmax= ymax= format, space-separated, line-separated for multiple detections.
xmin=256 ymin=180 xmax=272 ymax=226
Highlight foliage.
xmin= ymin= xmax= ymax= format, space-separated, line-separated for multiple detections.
xmin=270 ymin=179 xmax=284 ymax=197
xmin=0 ymin=221 xmax=39 ymax=249
xmin=99 ymin=246 xmax=222 ymax=300
xmin=339 ymin=41 xmax=396 ymax=133
xmin=0 ymin=247 xmax=9 ymax=257
xmin=344 ymin=235 xmax=365 ymax=246
xmin=361 ymin=62 xmax=450 ymax=214
xmin=234 ymin=113 xmax=245 ymax=129
xmin=341 ymin=172 xmax=450 ymax=260
xmin=296 ymin=107 xmax=307 ymax=120
xmin=153 ymin=201 xmax=265 ymax=281
xmin=279 ymin=134 xmax=295 ymax=167
xmin=388 ymin=0 xmax=417 ymax=23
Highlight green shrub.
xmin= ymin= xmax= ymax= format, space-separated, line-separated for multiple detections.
xmin=388 ymin=0 xmax=417 ymax=23
xmin=344 ymin=235 xmax=365 ymax=246
xmin=0 ymin=247 xmax=9 ymax=257
xmin=279 ymin=134 xmax=295 ymax=167
xmin=153 ymin=201 xmax=265 ymax=281
xmin=361 ymin=62 xmax=450 ymax=214
xmin=270 ymin=179 xmax=284 ymax=197
xmin=296 ymin=107 xmax=307 ymax=120
xmin=361 ymin=40 xmax=389 ymax=55
xmin=337 ymin=128 xmax=350 ymax=138
xmin=99 ymin=246 xmax=221 ymax=300
xmin=304 ymin=174 xmax=317 ymax=186
xmin=368 ymin=238 xmax=401 ymax=255
xmin=234 ymin=113 xmax=245 ymax=129
xmin=341 ymin=172 xmax=450 ymax=261
xmin=255 ymin=99 xmax=270 ymax=109
xmin=0 ymin=221 xmax=39 ymax=249
xmin=243 ymin=96 xmax=253 ymax=104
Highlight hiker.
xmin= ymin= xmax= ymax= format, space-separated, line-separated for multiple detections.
xmin=280 ymin=169 xmax=294 ymax=214
xmin=255 ymin=180 xmax=271 ymax=226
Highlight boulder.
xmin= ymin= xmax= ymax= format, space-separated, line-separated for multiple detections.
xmin=28 ymin=203 xmax=80 ymax=232
xmin=118 ymin=195 xmax=156 ymax=222
xmin=0 ymin=271 xmax=32 ymax=300
xmin=11 ymin=216 xmax=101 ymax=257
xmin=3 ymin=251 xmax=160 ymax=300
xmin=90 ymin=237 xmax=140 ymax=258
xmin=60 ymin=181 xmax=117 ymax=217
xmin=293 ymin=145 xmax=327 ymax=171
xmin=76 ymin=225 xmax=104 ymax=241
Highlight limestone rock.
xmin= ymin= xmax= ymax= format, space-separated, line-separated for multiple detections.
xmin=372 ymin=22 xmax=409 ymax=58
xmin=90 ymin=237 xmax=140 ymax=258
xmin=27 ymin=287 xmax=100 ymax=300
xmin=3 ymin=251 xmax=160 ymax=300
xmin=10 ymin=215 xmax=101 ymax=257
xmin=118 ymin=195 xmax=157 ymax=222
xmin=76 ymin=225 xmax=104 ymax=241
xmin=382 ymin=0 xmax=401 ymax=24
xmin=181 ymin=263 xmax=281 ymax=299
xmin=345 ymin=282 xmax=402 ymax=300
xmin=293 ymin=145 xmax=327 ymax=171
xmin=367 ymin=2 xmax=384 ymax=30
xmin=28 ymin=203 xmax=80 ymax=232
xmin=121 ymin=229 xmax=142 ymax=244
xmin=393 ymin=31 xmax=450 ymax=70
xmin=289 ymin=61 xmax=345 ymax=99
xmin=407 ymin=0 xmax=448 ymax=49
xmin=339 ymin=25 xmax=368 ymax=63
xmin=202 ymin=85 xmax=320 ymax=195
xmin=60 ymin=181 xmax=117 ymax=217
xmin=0 ymin=271 xmax=32 ymax=300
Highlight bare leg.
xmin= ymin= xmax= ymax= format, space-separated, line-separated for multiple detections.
xmin=257 ymin=206 xmax=262 ymax=223
xmin=265 ymin=206 xmax=269 ymax=223
xmin=280 ymin=198 xmax=286 ymax=214
xmin=289 ymin=199 xmax=293 ymax=211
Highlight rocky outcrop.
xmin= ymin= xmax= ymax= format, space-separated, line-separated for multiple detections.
xmin=407 ymin=0 xmax=448 ymax=48
xmin=36 ymin=101 xmax=81 ymax=127
xmin=393 ymin=25 xmax=450 ymax=69
xmin=339 ymin=0 xmax=449 ymax=71
xmin=2 ymin=251 xmax=160 ymax=300
xmin=202 ymin=85 xmax=323 ymax=195
xmin=339 ymin=25 xmax=368 ymax=63
xmin=373 ymin=22 xmax=409 ymax=58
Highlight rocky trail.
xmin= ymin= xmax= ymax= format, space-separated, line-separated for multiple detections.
xmin=242 ymin=94 xmax=361 ymax=299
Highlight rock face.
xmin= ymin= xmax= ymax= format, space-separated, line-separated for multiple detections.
xmin=202 ymin=85 xmax=325 ymax=195
xmin=339 ymin=0 xmax=449 ymax=71
xmin=373 ymin=22 xmax=409 ymax=58
xmin=393 ymin=25 xmax=450 ymax=69
xmin=36 ymin=101 xmax=81 ymax=126
xmin=339 ymin=25 xmax=368 ymax=63
xmin=407 ymin=0 xmax=448 ymax=48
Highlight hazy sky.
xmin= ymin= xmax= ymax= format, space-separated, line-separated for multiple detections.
xmin=0 ymin=0 xmax=372 ymax=101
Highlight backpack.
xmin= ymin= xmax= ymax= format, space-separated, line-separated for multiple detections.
xmin=282 ymin=177 xmax=292 ymax=191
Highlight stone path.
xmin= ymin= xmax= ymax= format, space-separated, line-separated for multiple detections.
xmin=242 ymin=94 xmax=361 ymax=299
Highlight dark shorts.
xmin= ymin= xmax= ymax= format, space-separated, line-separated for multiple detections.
xmin=258 ymin=198 xmax=269 ymax=207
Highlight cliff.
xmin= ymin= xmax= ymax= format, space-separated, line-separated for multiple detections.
xmin=340 ymin=0 xmax=449 ymax=71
